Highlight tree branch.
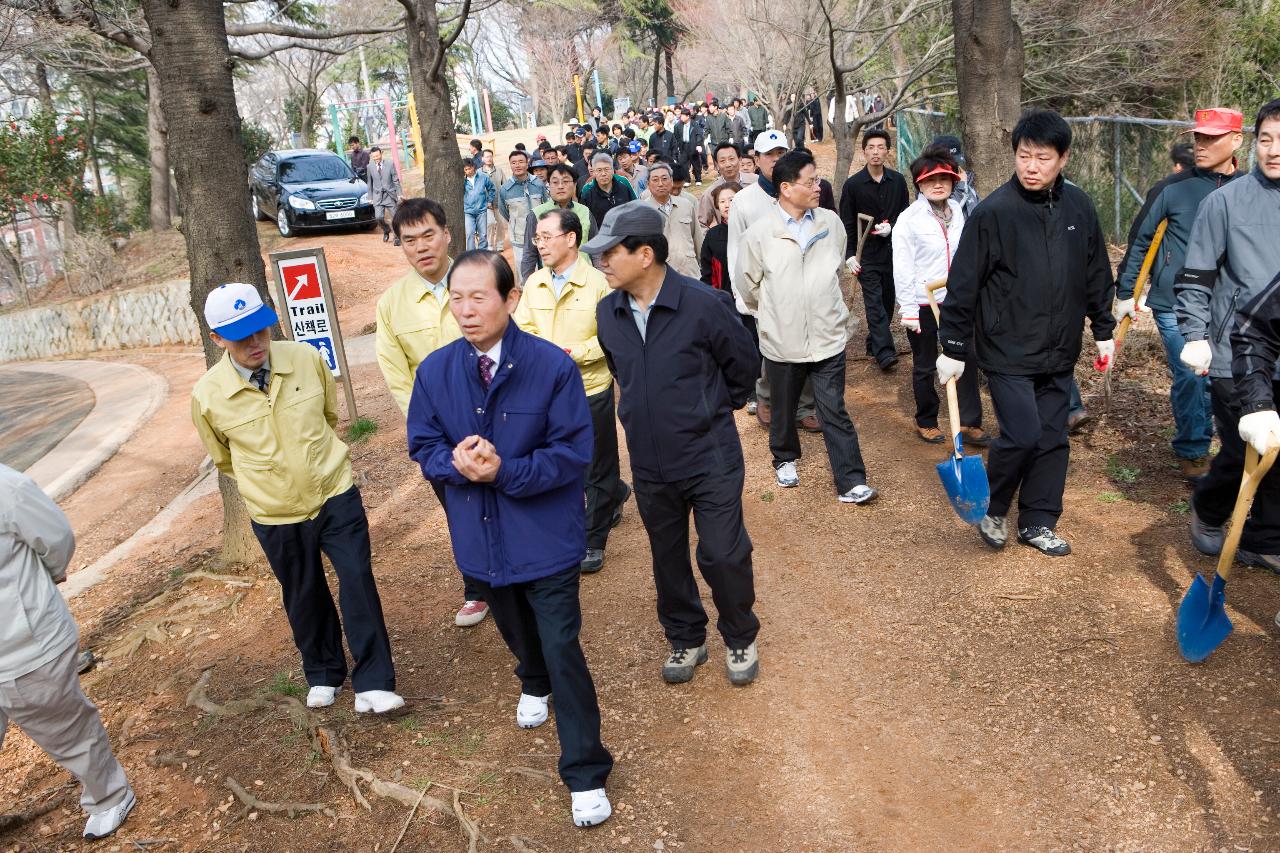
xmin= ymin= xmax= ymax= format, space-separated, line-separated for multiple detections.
xmin=224 ymin=20 xmax=403 ymax=38
xmin=439 ymin=0 xmax=471 ymax=51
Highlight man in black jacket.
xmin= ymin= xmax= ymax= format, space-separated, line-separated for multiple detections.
xmin=589 ymin=202 xmax=763 ymax=687
xmin=648 ymin=115 xmax=676 ymax=162
xmin=1228 ymin=271 xmax=1280 ymax=558
xmin=673 ymin=109 xmax=706 ymax=185
xmin=839 ymin=128 xmax=911 ymax=369
xmin=937 ymin=110 xmax=1116 ymax=557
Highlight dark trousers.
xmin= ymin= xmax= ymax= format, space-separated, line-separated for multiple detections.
xmin=765 ymin=352 xmax=868 ymax=492
xmin=985 ymin=370 xmax=1072 ymax=529
xmin=585 ymin=386 xmax=628 ymax=549
xmin=430 ymin=481 xmax=485 ymax=602
xmin=858 ymin=265 xmax=896 ymax=364
xmin=633 ymin=465 xmax=759 ymax=649
xmin=251 ymin=486 xmax=395 ymax=692
xmin=471 ymin=567 xmax=613 ymax=791
xmin=908 ymin=308 xmax=982 ymax=429
xmin=1194 ymin=378 xmax=1280 ymax=553
xmin=683 ymin=145 xmax=703 ymax=182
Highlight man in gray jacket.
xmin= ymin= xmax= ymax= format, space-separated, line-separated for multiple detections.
xmin=1175 ymin=98 xmax=1280 ymax=568
xmin=366 ymin=146 xmax=403 ymax=244
xmin=0 ymin=464 xmax=135 ymax=839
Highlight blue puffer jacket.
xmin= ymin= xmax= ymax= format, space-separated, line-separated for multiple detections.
xmin=463 ymin=173 xmax=495 ymax=215
xmin=406 ymin=321 xmax=592 ymax=586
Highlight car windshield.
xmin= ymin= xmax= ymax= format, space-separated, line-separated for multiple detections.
xmin=277 ymin=155 xmax=353 ymax=183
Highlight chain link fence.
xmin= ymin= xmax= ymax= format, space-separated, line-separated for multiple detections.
xmin=896 ymin=108 xmax=1257 ymax=243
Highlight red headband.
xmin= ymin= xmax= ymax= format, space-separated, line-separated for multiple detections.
xmin=914 ymin=164 xmax=961 ymax=184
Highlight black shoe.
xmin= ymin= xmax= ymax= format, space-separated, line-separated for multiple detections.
xmin=878 ymin=355 xmax=899 ymax=370
xmin=393 ymin=237 xmax=401 ymax=246
xmin=1017 ymin=526 xmax=1072 ymax=556
xmin=1067 ymin=410 xmax=1090 ymax=434
xmin=609 ymin=483 xmax=632 ymax=529
xmin=382 ymin=231 xmax=390 ymax=243
xmin=580 ymin=548 xmax=605 ymax=573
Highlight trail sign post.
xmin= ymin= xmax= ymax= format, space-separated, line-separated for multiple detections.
xmin=268 ymin=246 xmax=358 ymax=421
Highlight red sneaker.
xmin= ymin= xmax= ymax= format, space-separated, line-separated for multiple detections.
xmin=455 ymin=600 xmax=489 ymax=627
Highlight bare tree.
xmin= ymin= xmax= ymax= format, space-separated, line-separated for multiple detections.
xmin=952 ymin=0 xmax=1023 ymax=193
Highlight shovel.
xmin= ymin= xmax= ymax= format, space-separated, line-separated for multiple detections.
xmin=926 ymin=279 xmax=990 ymax=524
xmin=1176 ymin=443 xmax=1280 ymax=662
xmin=1103 ymin=219 xmax=1167 ymax=409
xmin=846 ymin=214 xmax=876 ymax=340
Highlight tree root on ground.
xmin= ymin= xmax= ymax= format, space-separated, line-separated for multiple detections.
xmin=224 ymin=776 xmax=333 ymax=819
xmin=0 ymin=798 xmax=62 ymax=834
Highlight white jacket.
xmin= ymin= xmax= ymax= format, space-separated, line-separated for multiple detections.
xmin=726 ymin=180 xmax=779 ymax=315
xmin=0 ymin=463 xmax=78 ymax=680
xmin=739 ymin=205 xmax=850 ymax=363
xmin=891 ymin=195 xmax=965 ymax=320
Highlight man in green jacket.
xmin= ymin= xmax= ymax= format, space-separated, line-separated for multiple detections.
xmin=520 ymin=163 xmax=594 ymax=280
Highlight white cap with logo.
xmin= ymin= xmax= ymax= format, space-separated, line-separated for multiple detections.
xmin=753 ymin=130 xmax=789 ymax=154
xmin=203 ymin=282 xmax=279 ymax=341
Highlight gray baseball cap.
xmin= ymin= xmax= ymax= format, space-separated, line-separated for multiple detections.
xmin=581 ymin=201 xmax=664 ymax=255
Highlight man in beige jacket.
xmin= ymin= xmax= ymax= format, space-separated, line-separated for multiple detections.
xmin=739 ymin=149 xmax=878 ymax=504
xmin=639 ymin=162 xmax=702 ymax=278
xmin=0 ymin=463 xmax=136 ymax=840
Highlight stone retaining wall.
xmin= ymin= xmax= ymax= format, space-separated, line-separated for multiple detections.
xmin=0 ymin=279 xmax=200 ymax=363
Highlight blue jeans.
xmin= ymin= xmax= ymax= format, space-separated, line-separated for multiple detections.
xmin=464 ymin=211 xmax=488 ymax=249
xmin=1153 ymin=310 xmax=1214 ymax=459
xmin=1068 ymin=379 xmax=1084 ymax=417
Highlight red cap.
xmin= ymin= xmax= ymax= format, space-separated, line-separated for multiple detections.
xmin=913 ymin=163 xmax=962 ymax=184
xmin=1185 ymin=108 xmax=1243 ymax=136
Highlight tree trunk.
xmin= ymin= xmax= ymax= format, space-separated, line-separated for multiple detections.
xmin=951 ymin=0 xmax=1023 ymax=195
xmin=651 ymin=42 xmax=661 ymax=105
xmin=663 ymin=44 xmax=675 ymax=100
xmin=403 ymin=1 xmax=466 ymax=257
xmin=85 ymin=92 xmax=105 ymax=196
xmin=33 ymin=61 xmax=54 ymax=111
xmin=147 ymin=65 xmax=172 ymax=231
xmin=140 ymin=0 xmax=270 ymax=565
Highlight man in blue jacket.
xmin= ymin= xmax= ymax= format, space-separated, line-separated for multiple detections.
xmin=405 ymin=250 xmax=613 ymax=829
xmin=590 ymin=202 xmax=763 ymax=687
xmin=462 ymin=158 xmax=497 ymax=250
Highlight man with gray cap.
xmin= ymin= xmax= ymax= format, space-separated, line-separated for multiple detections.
xmin=589 ymin=202 xmax=763 ymax=687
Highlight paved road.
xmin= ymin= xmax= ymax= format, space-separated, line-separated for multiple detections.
xmin=0 ymin=369 xmax=95 ymax=471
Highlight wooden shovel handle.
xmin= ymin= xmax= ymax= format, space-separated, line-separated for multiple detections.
xmin=1114 ymin=219 xmax=1167 ymax=349
xmin=945 ymin=376 xmax=963 ymax=460
xmin=925 ymin=278 xmax=947 ymax=324
xmin=1216 ymin=444 xmax=1280 ymax=582
xmin=854 ymin=213 xmax=875 ymax=263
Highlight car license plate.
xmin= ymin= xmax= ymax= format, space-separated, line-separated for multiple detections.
xmin=326 ymin=210 xmax=355 ymax=220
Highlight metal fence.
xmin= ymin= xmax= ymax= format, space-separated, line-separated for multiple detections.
xmin=896 ymin=108 xmax=1257 ymax=243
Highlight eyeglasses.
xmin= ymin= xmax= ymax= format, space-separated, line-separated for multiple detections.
xmin=787 ymin=178 xmax=820 ymax=188
xmin=532 ymin=232 xmax=566 ymax=245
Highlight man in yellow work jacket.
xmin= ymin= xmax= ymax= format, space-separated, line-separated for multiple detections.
xmin=515 ymin=207 xmax=631 ymax=573
xmin=191 ymin=282 xmax=404 ymax=715
xmin=374 ymin=197 xmax=489 ymax=628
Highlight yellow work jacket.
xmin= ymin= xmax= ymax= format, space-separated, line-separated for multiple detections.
xmin=375 ymin=268 xmax=461 ymax=415
xmin=191 ymin=341 xmax=353 ymax=525
xmin=514 ymin=261 xmax=613 ymax=396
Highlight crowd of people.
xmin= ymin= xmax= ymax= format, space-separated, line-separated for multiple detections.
xmin=3 ymin=93 xmax=1279 ymax=842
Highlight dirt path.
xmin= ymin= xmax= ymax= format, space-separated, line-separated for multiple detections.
xmin=3 ymin=169 xmax=1278 ymax=851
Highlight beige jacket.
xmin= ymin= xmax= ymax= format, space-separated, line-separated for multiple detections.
xmin=640 ymin=193 xmax=703 ymax=280
xmin=739 ymin=205 xmax=849 ymax=364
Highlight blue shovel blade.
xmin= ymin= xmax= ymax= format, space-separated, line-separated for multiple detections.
xmin=936 ymin=454 xmax=990 ymax=525
xmin=1176 ymin=572 xmax=1233 ymax=663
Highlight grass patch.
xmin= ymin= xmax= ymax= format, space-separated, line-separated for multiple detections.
xmin=1098 ymin=491 xmax=1125 ymax=504
xmin=346 ymin=417 xmax=379 ymax=444
xmin=1106 ymin=456 xmax=1141 ymax=484
xmin=396 ymin=715 xmax=420 ymax=733
xmin=760 ymin=491 xmax=774 ymax=503
xmin=1170 ymin=499 xmax=1190 ymax=515
xmin=267 ymin=671 xmax=306 ymax=699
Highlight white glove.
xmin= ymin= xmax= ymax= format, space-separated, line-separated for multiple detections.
xmin=901 ymin=315 xmax=921 ymax=334
xmin=1180 ymin=339 xmax=1212 ymax=376
xmin=936 ymin=354 xmax=965 ymax=385
xmin=1114 ymin=298 xmax=1137 ymax=321
xmin=1239 ymin=410 xmax=1280 ymax=456
xmin=873 ymin=221 xmax=892 ymax=237
xmin=1095 ymin=338 xmax=1115 ymax=368
xmin=845 ymin=257 xmax=862 ymax=276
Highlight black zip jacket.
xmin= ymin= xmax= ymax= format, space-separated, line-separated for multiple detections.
xmin=939 ymin=174 xmax=1116 ymax=375
xmin=579 ymin=175 xmax=637 ymax=229
xmin=597 ymin=268 xmax=758 ymax=483
xmin=1231 ymin=270 xmax=1280 ymax=414
xmin=838 ymin=166 xmax=910 ymax=266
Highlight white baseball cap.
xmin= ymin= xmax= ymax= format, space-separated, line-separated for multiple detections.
xmin=204 ymin=282 xmax=279 ymax=341
xmin=753 ymin=130 xmax=788 ymax=154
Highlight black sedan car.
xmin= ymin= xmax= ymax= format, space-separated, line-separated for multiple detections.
xmin=249 ymin=149 xmax=376 ymax=237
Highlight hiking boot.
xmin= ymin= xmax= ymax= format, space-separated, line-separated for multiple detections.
xmin=1017 ymin=526 xmax=1072 ymax=556
xmin=800 ymin=414 xmax=822 ymax=432
xmin=1237 ymin=550 xmax=1280 ymax=574
xmin=756 ymin=403 xmax=772 ymax=426
xmin=979 ymin=514 xmax=1007 ymax=549
xmin=1067 ymin=410 xmax=1091 ymax=434
xmin=726 ymin=642 xmax=759 ymax=685
xmin=580 ymin=549 xmax=605 ymax=573
xmin=960 ymin=426 xmax=992 ymax=446
xmin=516 ymin=693 xmax=550 ymax=728
xmin=1189 ymin=504 xmax=1224 ymax=556
xmin=661 ymin=645 xmax=708 ymax=683
xmin=838 ymin=484 xmax=878 ymax=504
xmin=1178 ymin=456 xmax=1210 ymax=481
xmin=917 ymin=426 xmax=945 ymax=444
xmin=774 ymin=461 xmax=799 ymax=488
xmin=571 ymin=788 xmax=612 ymax=827
xmin=83 ymin=788 xmax=136 ymax=840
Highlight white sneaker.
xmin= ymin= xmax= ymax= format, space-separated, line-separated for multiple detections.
xmin=571 ymin=788 xmax=612 ymax=827
xmin=84 ymin=788 xmax=136 ymax=839
xmin=838 ymin=484 xmax=878 ymax=504
xmin=354 ymin=689 xmax=406 ymax=714
xmin=746 ymin=400 xmax=758 ymax=415
xmin=516 ymin=693 xmax=550 ymax=728
xmin=306 ymin=685 xmax=340 ymax=708
xmin=774 ymin=461 xmax=799 ymax=488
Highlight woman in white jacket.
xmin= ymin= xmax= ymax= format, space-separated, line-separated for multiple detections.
xmin=892 ymin=146 xmax=990 ymax=445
